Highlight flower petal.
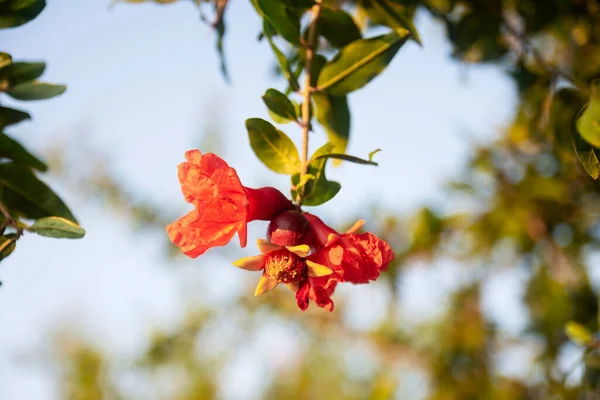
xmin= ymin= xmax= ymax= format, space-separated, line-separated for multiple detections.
xmin=285 ymin=281 xmax=300 ymax=293
xmin=257 ymin=238 xmax=282 ymax=254
xmin=233 ymin=255 xmax=265 ymax=271
xmin=306 ymin=260 xmax=333 ymax=277
xmin=254 ymin=272 xmax=279 ymax=296
xmin=304 ymin=213 xmax=339 ymax=248
xmin=345 ymin=219 xmax=366 ymax=235
xmin=285 ymin=244 xmax=310 ymax=258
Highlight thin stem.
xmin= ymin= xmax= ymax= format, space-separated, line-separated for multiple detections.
xmin=0 ymin=201 xmax=23 ymax=238
xmin=298 ymin=0 xmax=323 ymax=206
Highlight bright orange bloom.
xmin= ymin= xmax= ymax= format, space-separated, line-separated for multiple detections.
xmin=305 ymin=213 xmax=394 ymax=284
xmin=167 ymin=150 xmax=293 ymax=258
xmin=233 ymin=239 xmax=334 ymax=311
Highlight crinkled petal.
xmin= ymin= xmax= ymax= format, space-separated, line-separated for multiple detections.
xmin=166 ymin=208 xmax=240 ymax=258
xmin=309 ymin=276 xmax=336 ymax=312
xmin=295 ymin=281 xmax=311 ymax=311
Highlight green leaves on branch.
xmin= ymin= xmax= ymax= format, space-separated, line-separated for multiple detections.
xmin=0 ymin=55 xmax=67 ymax=101
xmin=0 ymin=61 xmax=45 ymax=86
xmin=0 ymin=0 xmax=45 ymax=29
xmin=572 ymin=128 xmax=600 ymax=179
xmin=565 ymin=321 xmax=595 ymax=347
xmin=246 ymin=118 xmax=300 ymax=174
xmin=292 ymin=143 xmax=341 ymax=206
xmin=0 ymin=106 xmax=30 ymax=128
xmin=317 ymin=28 xmax=410 ymax=95
xmin=28 ymin=217 xmax=85 ymax=239
xmin=314 ymin=152 xmax=379 ymax=166
xmin=262 ymin=88 xmax=298 ymax=124
xmin=0 ymin=132 xmax=47 ymax=171
xmin=263 ymin=21 xmax=299 ymax=92
xmin=0 ymin=162 xmax=78 ymax=222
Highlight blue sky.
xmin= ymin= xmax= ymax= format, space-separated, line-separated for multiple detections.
xmin=0 ymin=1 xmax=519 ymax=398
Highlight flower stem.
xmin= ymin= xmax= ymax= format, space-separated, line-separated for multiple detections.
xmin=298 ymin=0 xmax=322 ymax=207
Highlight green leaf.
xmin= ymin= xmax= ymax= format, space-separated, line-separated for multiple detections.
xmin=565 ymin=321 xmax=594 ymax=347
xmin=0 ymin=132 xmax=47 ymax=171
xmin=6 ymin=81 xmax=66 ymax=101
xmin=262 ymin=88 xmax=298 ymax=123
xmin=360 ymin=0 xmax=421 ymax=45
xmin=316 ymin=28 xmax=410 ymax=95
xmin=0 ymin=52 xmax=12 ymax=68
xmin=0 ymin=234 xmax=17 ymax=262
xmin=0 ymin=0 xmax=45 ymax=28
xmin=313 ymin=93 xmax=350 ymax=164
xmin=295 ymin=173 xmax=315 ymax=192
xmin=28 ymin=216 xmax=85 ymax=239
xmin=0 ymin=106 xmax=30 ymax=128
xmin=0 ymin=61 xmax=45 ymax=86
xmin=314 ymin=152 xmax=378 ymax=166
xmin=310 ymin=54 xmax=327 ymax=87
xmin=245 ymin=118 xmax=300 ymax=174
xmin=317 ymin=8 xmax=362 ymax=48
xmin=576 ymin=81 xmax=600 ymax=148
xmin=292 ymin=143 xmax=341 ymax=206
xmin=572 ymin=128 xmax=600 ymax=179
xmin=263 ymin=20 xmax=299 ymax=92
xmin=0 ymin=162 xmax=77 ymax=222
xmin=256 ymin=0 xmax=300 ymax=45
xmin=369 ymin=148 xmax=381 ymax=161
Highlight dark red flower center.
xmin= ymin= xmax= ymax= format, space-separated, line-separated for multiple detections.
xmin=267 ymin=210 xmax=310 ymax=246
xmin=264 ymin=249 xmax=306 ymax=283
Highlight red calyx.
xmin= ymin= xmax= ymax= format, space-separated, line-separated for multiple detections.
xmin=267 ymin=210 xmax=310 ymax=246
xmin=245 ymin=187 xmax=295 ymax=222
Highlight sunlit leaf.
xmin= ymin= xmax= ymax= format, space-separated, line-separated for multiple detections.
xmin=6 ymin=81 xmax=66 ymax=101
xmin=317 ymin=28 xmax=410 ymax=95
xmin=0 ymin=234 xmax=17 ymax=262
xmin=314 ymin=152 xmax=378 ymax=166
xmin=576 ymin=81 xmax=600 ymax=149
xmin=0 ymin=132 xmax=47 ymax=171
xmin=245 ymin=118 xmax=300 ymax=174
xmin=256 ymin=0 xmax=300 ymax=45
xmin=369 ymin=148 xmax=381 ymax=161
xmin=360 ymin=0 xmax=421 ymax=44
xmin=292 ymin=143 xmax=341 ymax=206
xmin=572 ymin=128 xmax=600 ymax=179
xmin=0 ymin=162 xmax=77 ymax=222
xmin=565 ymin=321 xmax=594 ymax=347
xmin=28 ymin=216 xmax=85 ymax=239
xmin=0 ymin=52 xmax=11 ymax=68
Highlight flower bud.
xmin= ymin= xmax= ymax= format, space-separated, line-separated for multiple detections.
xmin=267 ymin=210 xmax=310 ymax=246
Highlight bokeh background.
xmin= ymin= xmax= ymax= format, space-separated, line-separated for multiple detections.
xmin=2 ymin=0 xmax=600 ymax=398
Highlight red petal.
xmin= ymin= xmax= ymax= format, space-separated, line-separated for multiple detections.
xmin=295 ymin=281 xmax=311 ymax=311
xmin=245 ymin=187 xmax=294 ymax=222
xmin=304 ymin=213 xmax=339 ymax=248
xmin=309 ymin=276 xmax=336 ymax=312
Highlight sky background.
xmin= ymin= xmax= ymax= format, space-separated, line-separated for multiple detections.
xmin=0 ymin=1 xmax=523 ymax=398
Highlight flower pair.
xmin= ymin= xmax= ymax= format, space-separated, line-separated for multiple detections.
xmin=167 ymin=150 xmax=394 ymax=312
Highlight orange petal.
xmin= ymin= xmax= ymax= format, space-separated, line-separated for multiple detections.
xmin=257 ymin=238 xmax=282 ymax=254
xmin=306 ymin=260 xmax=333 ymax=277
xmin=285 ymin=244 xmax=310 ymax=258
xmin=233 ymin=255 xmax=265 ymax=271
xmin=345 ymin=219 xmax=366 ymax=235
xmin=254 ymin=272 xmax=279 ymax=296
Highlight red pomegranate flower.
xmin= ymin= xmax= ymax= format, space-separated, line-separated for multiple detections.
xmin=167 ymin=150 xmax=294 ymax=257
xmin=305 ymin=213 xmax=394 ymax=284
xmin=233 ymin=239 xmax=335 ymax=311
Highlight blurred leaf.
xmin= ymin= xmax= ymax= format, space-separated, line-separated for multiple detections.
xmin=565 ymin=321 xmax=594 ymax=346
xmin=0 ymin=234 xmax=17 ymax=262
xmin=0 ymin=52 xmax=11 ymax=68
xmin=294 ymin=173 xmax=315 ymax=194
xmin=576 ymin=81 xmax=600 ymax=148
xmin=0 ymin=132 xmax=47 ymax=171
xmin=359 ymin=0 xmax=421 ymax=45
xmin=572 ymin=128 xmax=600 ymax=179
xmin=245 ymin=118 xmax=300 ymax=174
xmin=292 ymin=143 xmax=341 ymax=206
xmin=262 ymin=88 xmax=298 ymax=123
xmin=263 ymin=20 xmax=299 ymax=92
xmin=313 ymin=93 xmax=350 ymax=163
xmin=214 ymin=12 xmax=230 ymax=83
xmin=317 ymin=8 xmax=362 ymax=48
xmin=317 ymin=28 xmax=410 ymax=95
xmin=28 ymin=216 xmax=85 ymax=239
xmin=0 ymin=0 xmax=45 ymax=29
xmin=310 ymin=53 xmax=327 ymax=87
xmin=0 ymin=106 xmax=30 ymax=128
xmin=0 ymin=162 xmax=77 ymax=222
xmin=256 ymin=0 xmax=300 ymax=45
xmin=0 ymin=61 xmax=45 ymax=86
xmin=6 ymin=81 xmax=66 ymax=101
xmin=314 ymin=152 xmax=378 ymax=166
